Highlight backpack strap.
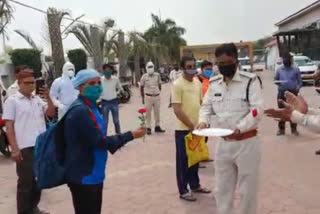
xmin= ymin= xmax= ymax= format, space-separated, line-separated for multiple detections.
xmin=246 ymin=75 xmax=262 ymax=104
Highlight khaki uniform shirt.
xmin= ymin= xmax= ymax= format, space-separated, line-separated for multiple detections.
xmin=199 ymin=71 xmax=264 ymax=133
xmin=140 ymin=73 xmax=161 ymax=95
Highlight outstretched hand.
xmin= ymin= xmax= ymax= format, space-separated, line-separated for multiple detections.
xmin=264 ymin=100 xmax=293 ymax=122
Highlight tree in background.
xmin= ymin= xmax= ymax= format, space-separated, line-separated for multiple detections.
xmin=253 ymin=36 xmax=274 ymax=50
xmin=14 ymin=29 xmax=42 ymax=51
xmin=9 ymin=49 xmax=42 ymax=78
xmin=47 ymin=7 xmax=70 ymax=77
xmin=144 ymin=14 xmax=186 ymax=62
xmin=0 ymin=0 xmax=14 ymax=37
xmin=68 ymin=18 xmax=116 ymax=70
xmin=67 ymin=48 xmax=87 ymax=73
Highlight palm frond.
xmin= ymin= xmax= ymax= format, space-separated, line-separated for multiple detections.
xmin=14 ymin=29 xmax=40 ymax=51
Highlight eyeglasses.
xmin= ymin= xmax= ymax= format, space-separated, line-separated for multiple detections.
xmin=186 ymin=65 xmax=196 ymax=69
xmin=147 ymin=66 xmax=154 ymax=69
xmin=22 ymin=81 xmax=35 ymax=85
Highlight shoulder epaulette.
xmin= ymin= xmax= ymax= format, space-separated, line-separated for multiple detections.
xmin=239 ymin=71 xmax=256 ymax=79
xmin=209 ymin=74 xmax=223 ymax=82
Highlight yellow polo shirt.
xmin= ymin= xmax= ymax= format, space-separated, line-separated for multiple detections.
xmin=171 ymin=77 xmax=202 ymax=130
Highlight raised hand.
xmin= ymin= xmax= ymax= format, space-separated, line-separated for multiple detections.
xmin=284 ymin=91 xmax=308 ymax=114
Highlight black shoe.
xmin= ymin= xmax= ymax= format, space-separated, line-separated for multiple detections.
xmin=147 ymin=128 xmax=152 ymax=135
xmin=292 ymin=130 xmax=300 ymax=136
xmin=32 ymin=207 xmax=50 ymax=214
xmin=315 ymin=150 xmax=320 ymax=155
xmin=168 ymin=104 xmax=172 ymax=108
xmin=155 ymin=126 xmax=166 ymax=133
xmin=277 ymin=130 xmax=285 ymax=136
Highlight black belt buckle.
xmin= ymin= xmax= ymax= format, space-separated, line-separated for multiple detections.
xmin=146 ymin=94 xmax=159 ymax=97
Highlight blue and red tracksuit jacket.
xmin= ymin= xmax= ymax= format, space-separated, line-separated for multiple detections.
xmin=63 ymin=96 xmax=133 ymax=185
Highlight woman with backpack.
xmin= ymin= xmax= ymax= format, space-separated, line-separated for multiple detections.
xmin=64 ymin=69 xmax=145 ymax=214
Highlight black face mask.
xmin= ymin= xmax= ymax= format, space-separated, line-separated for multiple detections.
xmin=218 ymin=64 xmax=236 ymax=77
xmin=283 ymin=58 xmax=292 ymax=67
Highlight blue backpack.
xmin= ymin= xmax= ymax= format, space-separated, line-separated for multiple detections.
xmin=33 ymin=103 xmax=80 ymax=189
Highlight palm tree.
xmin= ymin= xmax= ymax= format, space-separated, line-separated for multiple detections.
xmin=47 ymin=7 xmax=70 ymax=76
xmin=0 ymin=0 xmax=13 ymax=36
xmin=128 ymin=31 xmax=168 ymax=83
xmin=144 ymin=14 xmax=186 ymax=62
xmin=67 ymin=18 xmax=116 ymax=70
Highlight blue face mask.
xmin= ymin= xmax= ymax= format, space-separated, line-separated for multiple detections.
xmin=84 ymin=85 xmax=103 ymax=103
xmin=204 ymin=69 xmax=213 ymax=78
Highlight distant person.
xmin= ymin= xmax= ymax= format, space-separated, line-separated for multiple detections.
xmin=50 ymin=62 xmax=79 ymax=120
xmin=197 ymin=60 xmax=214 ymax=95
xmin=172 ymin=56 xmax=211 ymax=202
xmin=3 ymin=68 xmax=56 ymax=214
xmin=100 ymin=63 xmax=123 ymax=134
xmin=168 ymin=64 xmax=183 ymax=107
xmin=274 ymin=52 xmax=302 ymax=136
xmin=140 ymin=61 xmax=165 ymax=135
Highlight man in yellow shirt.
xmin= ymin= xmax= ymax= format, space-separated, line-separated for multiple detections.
xmin=171 ymin=56 xmax=211 ymax=202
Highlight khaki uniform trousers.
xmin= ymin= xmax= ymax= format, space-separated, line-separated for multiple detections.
xmin=145 ymin=95 xmax=160 ymax=129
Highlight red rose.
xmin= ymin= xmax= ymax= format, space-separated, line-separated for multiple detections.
xmin=252 ymin=109 xmax=258 ymax=118
xmin=138 ymin=108 xmax=147 ymax=114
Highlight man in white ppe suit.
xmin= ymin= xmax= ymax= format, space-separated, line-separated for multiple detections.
xmin=50 ymin=62 xmax=79 ymax=119
xmin=197 ymin=43 xmax=263 ymax=214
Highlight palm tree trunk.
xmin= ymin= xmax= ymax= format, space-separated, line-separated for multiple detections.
xmin=47 ymin=13 xmax=65 ymax=77
xmin=90 ymin=25 xmax=103 ymax=71
xmin=118 ymin=31 xmax=126 ymax=78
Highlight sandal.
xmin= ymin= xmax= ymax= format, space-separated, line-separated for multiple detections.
xmin=179 ymin=192 xmax=197 ymax=202
xmin=192 ymin=187 xmax=212 ymax=194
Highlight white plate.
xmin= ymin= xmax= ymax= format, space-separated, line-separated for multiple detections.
xmin=274 ymin=80 xmax=287 ymax=83
xmin=192 ymin=128 xmax=233 ymax=137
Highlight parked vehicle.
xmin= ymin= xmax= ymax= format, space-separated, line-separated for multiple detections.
xmin=238 ymin=57 xmax=252 ymax=72
xmin=0 ymin=116 xmax=10 ymax=158
xmin=160 ymin=72 xmax=170 ymax=83
xmin=118 ymin=82 xmax=131 ymax=104
xmin=294 ymin=55 xmax=317 ymax=84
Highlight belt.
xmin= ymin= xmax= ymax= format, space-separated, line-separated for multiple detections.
xmin=145 ymin=93 xmax=160 ymax=97
xmin=102 ymin=98 xmax=118 ymax=102
xmin=224 ymin=129 xmax=258 ymax=141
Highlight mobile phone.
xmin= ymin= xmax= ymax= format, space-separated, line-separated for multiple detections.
xmin=36 ymin=79 xmax=45 ymax=94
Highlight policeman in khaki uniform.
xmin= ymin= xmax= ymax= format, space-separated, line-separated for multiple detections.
xmin=140 ymin=61 xmax=165 ymax=135
xmin=197 ymin=43 xmax=263 ymax=214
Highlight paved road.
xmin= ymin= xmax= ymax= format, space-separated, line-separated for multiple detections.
xmin=1 ymin=71 xmax=320 ymax=214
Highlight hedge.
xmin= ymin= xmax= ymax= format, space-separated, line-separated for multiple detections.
xmin=67 ymin=49 xmax=87 ymax=73
xmin=9 ymin=49 xmax=42 ymax=78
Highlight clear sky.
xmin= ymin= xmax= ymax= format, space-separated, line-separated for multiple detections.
xmin=3 ymin=0 xmax=317 ymax=54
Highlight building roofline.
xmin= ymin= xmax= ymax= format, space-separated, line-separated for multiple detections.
xmin=275 ymin=0 xmax=320 ymax=26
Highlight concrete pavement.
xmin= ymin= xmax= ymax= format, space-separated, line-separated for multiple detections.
xmin=1 ymin=70 xmax=320 ymax=213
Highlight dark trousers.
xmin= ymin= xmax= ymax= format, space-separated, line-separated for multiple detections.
xmin=68 ymin=183 xmax=103 ymax=214
xmin=175 ymin=130 xmax=200 ymax=195
xmin=16 ymin=147 xmax=41 ymax=214
xmin=101 ymin=99 xmax=121 ymax=134
xmin=277 ymin=90 xmax=298 ymax=131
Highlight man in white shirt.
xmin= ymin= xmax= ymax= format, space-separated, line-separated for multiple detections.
xmin=50 ymin=62 xmax=79 ymax=120
xmin=3 ymin=68 xmax=56 ymax=214
xmin=100 ymin=63 xmax=123 ymax=134
xmin=168 ymin=64 xmax=183 ymax=107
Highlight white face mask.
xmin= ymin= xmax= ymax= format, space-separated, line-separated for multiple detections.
xmin=147 ymin=68 xmax=154 ymax=75
xmin=67 ymin=70 xmax=75 ymax=78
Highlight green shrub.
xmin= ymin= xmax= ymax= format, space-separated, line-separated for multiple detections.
xmin=9 ymin=49 xmax=42 ymax=78
xmin=67 ymin=49 xmax=87 ymax=73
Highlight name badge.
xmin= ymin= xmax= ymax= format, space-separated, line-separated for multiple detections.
xmin=214 ymin=93 xmax=222 ymax=97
